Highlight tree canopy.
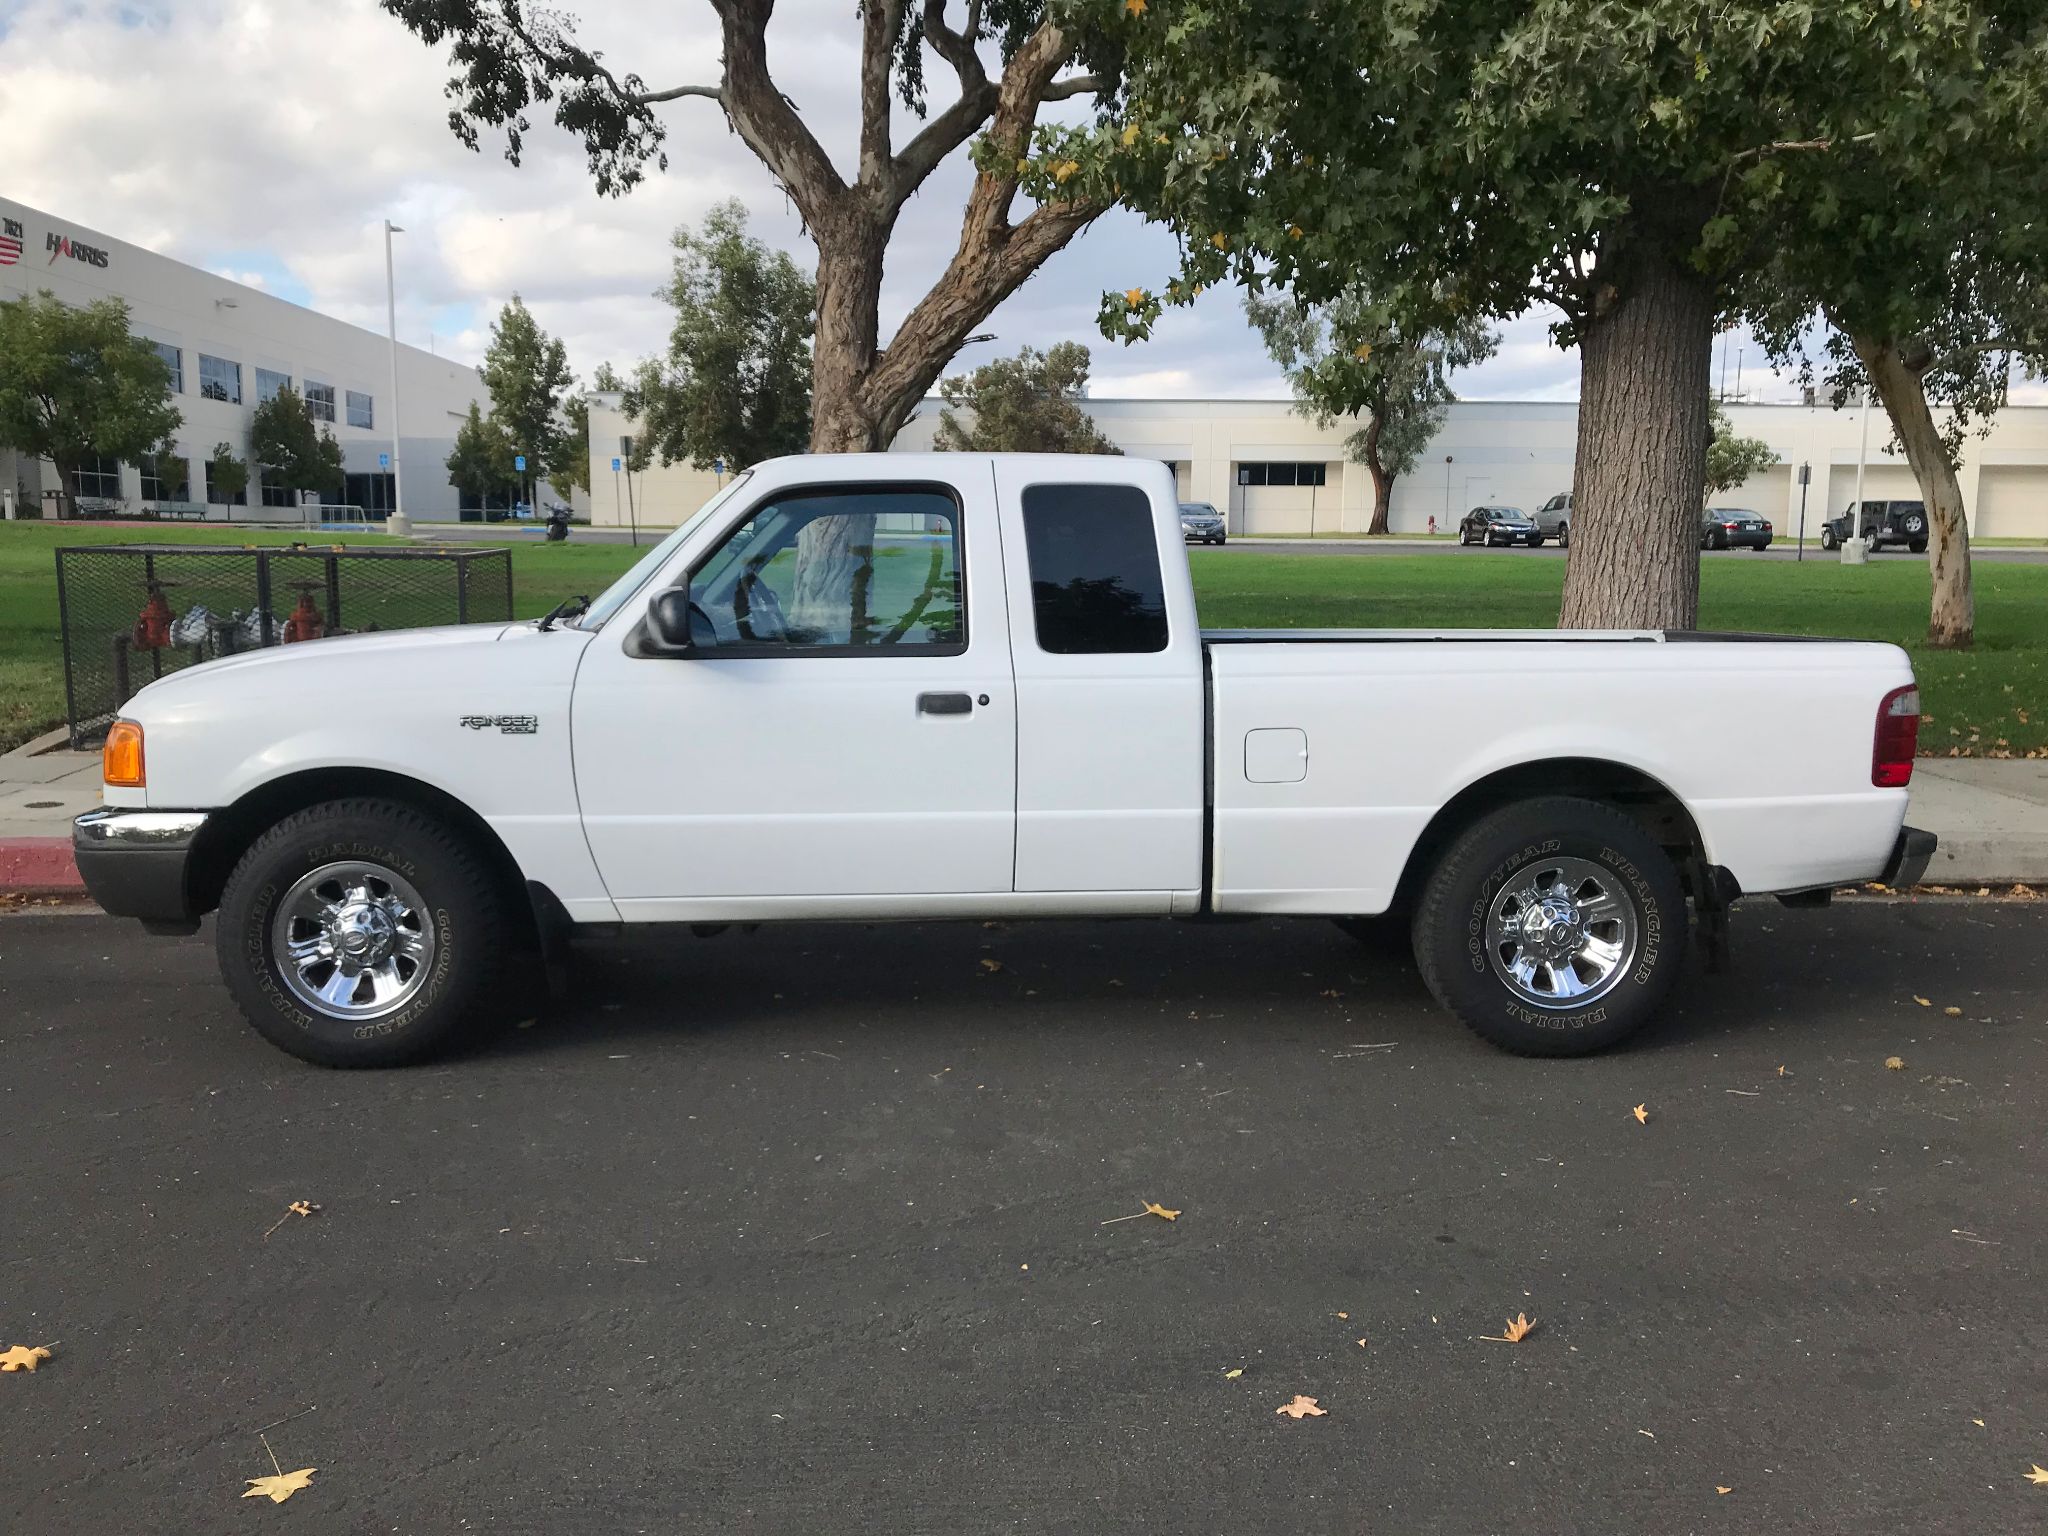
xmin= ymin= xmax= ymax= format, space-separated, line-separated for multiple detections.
xmin=1703 ymin=400 xmax=1776 ymax=500
xmin=933 ymin=341 xmax=1119 ymax=454
xmin=1083 ymin=0 xmax=2027 ymax=627
xmin=446 ymin=401 xmax=517 ymax=507
xmin=478 ymin=295 xmax=575 ymax=484
xmin=250 ymin=385 xmax=346 ymax=500
xmin=623 ymin=200 xmax=814 ymax=474
xmin=1244 ymin=291 xmax=1496 ymax=533
xmin=0 ymin=289 xmax=180 ymax=511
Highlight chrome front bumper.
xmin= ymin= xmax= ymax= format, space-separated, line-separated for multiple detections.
xmin=72 ymin=808 xmax=211 ymax=932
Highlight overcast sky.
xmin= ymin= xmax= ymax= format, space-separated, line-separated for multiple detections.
xmin=0 ymin=0 xmax=1882 ymax=408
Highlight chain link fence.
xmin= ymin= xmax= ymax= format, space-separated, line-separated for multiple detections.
xmin=55 ymin=544 xmax=514 ymax=748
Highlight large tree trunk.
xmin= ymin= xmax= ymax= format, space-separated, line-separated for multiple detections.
xmin=1558 ymin=225 xmax=1716 ymax=631
xmin=1853 ymin=333 xmax=1974 ymax=650
xmin=809 ymin=230 xmax=888 ymax=454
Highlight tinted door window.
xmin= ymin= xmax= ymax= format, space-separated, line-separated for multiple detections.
xmin=1020 ymin=484 xmax=1168 ymax=654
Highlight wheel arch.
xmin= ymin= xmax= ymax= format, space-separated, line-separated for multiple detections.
xmin=187 ymin=767 xmax=536 ymax=929
xmin=1390 ymin=757 xmax=1718 ymax=913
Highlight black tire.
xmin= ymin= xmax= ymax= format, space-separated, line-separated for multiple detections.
xmin=1558 ymin=525 xmax=1569 ymax=548
xmin=216 ymin=798 xmax=514 ymax=1067
xmin=1820 ymin=527 xmax=1838 ymax=551
xmin=1411 ymin=796 xmax=1689 ymax=1057
xmin=1910 ymin=540 xmax=1927 ymax=554
xmin=1530 ymin=534 xmax=1545 ymax=547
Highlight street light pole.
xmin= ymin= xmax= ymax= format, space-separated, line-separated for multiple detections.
xmin=384 ymin=220 xmax=409 ymax=537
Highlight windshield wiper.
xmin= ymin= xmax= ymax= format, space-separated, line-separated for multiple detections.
xmin=537 ymin=594 xmax=590 ymax=632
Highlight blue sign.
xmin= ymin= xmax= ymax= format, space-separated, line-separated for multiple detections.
xmin=377 ymin=452 xmax=390 ymax=470
xmin=712 ymin=457 xmax=726 ymax=475
xmin=610 ymin=457 xmax=622 ymax=473
xmin=514 ymin=454 xmax=527 ymax=472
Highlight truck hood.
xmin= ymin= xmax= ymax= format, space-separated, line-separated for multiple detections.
xmin=129 ymin=622 xmax=530 ymax=702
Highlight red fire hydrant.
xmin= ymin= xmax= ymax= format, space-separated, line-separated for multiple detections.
xmin=283 ymin=589 xmax=325 ymax=644
xmin=132 ymin=584 xmax=174 ymax=650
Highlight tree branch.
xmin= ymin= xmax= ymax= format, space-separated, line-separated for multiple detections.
xmin=712 ymin=0 xmax=848 ymax=221
xmin=1041 ymin=73 xmax=1111 ymax=101
xmin=889 ymin=1 xmax=998 ymax=204
xmin=1726 ymin=130 xmax=1875 ymax=167
xmin=859 ymin=0 xmax=909 ymax=189
xmin=632 ymin=83 xmax=726 ymax=104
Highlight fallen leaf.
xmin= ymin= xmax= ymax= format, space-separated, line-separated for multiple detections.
xmin=978 ymin=958 xmax=1003 ymax=973
xmin=1482 ymin=1313 xmax=1536 ymax=1344
xmin=1276 ymin=1394 xmax=1326 ymax=1419
xmin=1335 ymin=1312 xmax=1348 ymax=1320
xmin=1885 ymin=1056 xmax=1906 ymax=1071
xmin=2026 ymin=1465 xmax=2048 ymax=1485
xmin=243 ymin=1469 xmax=317 ymax=1504
xmin=1223 ymin=1367 xmax=1243 ymax=1379
xmin=0 ymin=1344 xmax=53 ymax=1373
xmin=1716 ymin=1486 xmax=1733 ymax=1495
xmin=1972 ymin=1418 xmax=1985 ymax=1427
xmin=1632 ymin=1104 xmax=1649 ymax=1125
xmin=262 ymin=1200 xmax=322 ymax=1241
xmin=1913 ymin=995 xmax=1931 ymax=1007
xmin=1943 ymin=1006 xmax=1962 ymax=1017
xmin=1777 ymin=1065 xmax=1788 ymax=1076
xmin=1356 ymin=1338 xmax=1369 ymax=1348
xmin=1143 ymin=1201 xmax=1180 ymax=1222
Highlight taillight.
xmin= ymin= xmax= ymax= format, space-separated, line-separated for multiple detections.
xmin=1872 ymin=685 xmax=1920 ymax=787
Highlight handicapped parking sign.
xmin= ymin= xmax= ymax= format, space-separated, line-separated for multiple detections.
xmin=515 ymin=454 xmax=527 ymax=472
xmin=611 ymin=457 xmax=622 ymax=472
xmin=378 ymin=452 xmax=389 ymax=470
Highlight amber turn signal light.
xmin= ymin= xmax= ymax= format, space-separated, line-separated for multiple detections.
xmin=103 ymin=720 xmax=145 ymax=787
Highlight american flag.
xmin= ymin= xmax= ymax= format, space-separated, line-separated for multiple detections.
xmin=0 ymin=232 xmax=20 ymax=266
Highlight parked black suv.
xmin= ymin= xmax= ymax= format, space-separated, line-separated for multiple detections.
xmin=1820 ymin=500 xmax=1929 ymax=553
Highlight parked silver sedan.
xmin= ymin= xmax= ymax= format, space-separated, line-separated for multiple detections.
xmin=1179 ymin=502 xmax=1227 ymax=545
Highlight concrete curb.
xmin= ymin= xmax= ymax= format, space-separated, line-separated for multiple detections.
xmin=0 ymin=837 xmax=82 ymax=892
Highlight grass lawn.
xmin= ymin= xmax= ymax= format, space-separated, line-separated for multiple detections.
xmin=2 ymin=523 xmax=2042 ymax=755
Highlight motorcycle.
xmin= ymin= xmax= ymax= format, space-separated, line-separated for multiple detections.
xmin=544 ymin=505 xmax=572 ymax=543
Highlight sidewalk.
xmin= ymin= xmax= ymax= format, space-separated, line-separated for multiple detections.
xmin=3 ymin=732 xmax=2045 ymax=896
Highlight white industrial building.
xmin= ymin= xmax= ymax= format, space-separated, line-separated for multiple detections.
xmin=584 ymin=391 xmax=2048 ymax=540
xmin=0 ymin=195 xmax=487 ymax=521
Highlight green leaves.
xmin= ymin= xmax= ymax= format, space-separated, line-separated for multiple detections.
xmin=249 ymin=386 xmax=345 ymax=500
xmin=934 ymin=342 xmax=1121 ymax=454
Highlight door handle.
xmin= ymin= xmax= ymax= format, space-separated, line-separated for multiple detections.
xmin=917 ymin=691 xmax=974 ymax=715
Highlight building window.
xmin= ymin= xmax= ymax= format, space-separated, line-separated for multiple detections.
xmin=260 ymin=475 xmax=301 ymax=509
xmin=148 ymin=341 xmax=183 ymax=393
xmin=304 ymin=382 xmax=336 ymax=423
xmin=139 ymin=452 xmax=189 ymax=502
xmin=1236 ymin=462 xmax=1327 ymax=487
xmin=73 ymin=453 xmax=123 ymax=501
xmin=206 ymin=464 xmax=245 ymax=507
xmin=199 ymin=354 xmax=241 ymax=404
xmin=346 ymin=390 xmax=374 ymax=429
xmin=255 ymin=367 xmax=292 ymax=405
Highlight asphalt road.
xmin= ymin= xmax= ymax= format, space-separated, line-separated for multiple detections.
xmin=3 ymin=902 xmax=2044 ymax=1533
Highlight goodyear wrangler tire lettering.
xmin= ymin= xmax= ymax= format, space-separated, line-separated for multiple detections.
xmin=216 ymin=798 xmax=512 ymax=1068
xmin=1412 ymin=796 xmax=1689 ymax=1058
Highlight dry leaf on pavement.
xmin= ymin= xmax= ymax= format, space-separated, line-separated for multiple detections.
xmin=1223 ymin=1368 xmax=1243 ymax=1379
xmin=1885 ymin=1056 xmax=1906 ymax=1071
xmin=978 ymin=958 xmax=1003 ymax=973
xmin=2026 ymin=1465 xmax=2048 ymax=1486
xmin=1943 ymin=1006 xmax=1963 ymax=1017
xmin=242 ymin=1469 xmax=317 ymax=1504
xmin=1276 ymin=1395 xmax=1326 ymax=1419
xmin=1482 ymin=1313 xmax=1537 ymax=1343
xmin=1632 ymin=1104 xmax=1649 ymax=1124
xmin=262 ymin=1201 xmax=322 ymax=1241
xmin=1099 ymin=1200 xmax=1181 ymax=1225
xmin=0 ymin=1344 xmax=54 ymax=1372
xmin=1716 ymin=1486 xmax=1733 ymax=1495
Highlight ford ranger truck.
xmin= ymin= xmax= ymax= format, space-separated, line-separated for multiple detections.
xmin=73 ymin=454 xmax=1936 ymax=1067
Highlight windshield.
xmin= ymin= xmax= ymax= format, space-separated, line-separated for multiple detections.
xmin=569 ymin=473 xmax=755 ymax=630
xmin=1179 ymin=503 xmax=1219 ymax=517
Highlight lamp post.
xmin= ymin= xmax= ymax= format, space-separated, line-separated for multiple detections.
xmin=383 ymin=220 xmax=409 ymax=537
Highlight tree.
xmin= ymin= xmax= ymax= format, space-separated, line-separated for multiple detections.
xmin=0 ymin=289 xmax=180 ymax=515
xmin=1703 ymin=400 xmax=1775 ymax=500
xmin=250 ymin=385 xmax=345 ymax=502
xmin=1743 ymin=59 xmax=2048 ymax=650
xmin=933 ymin=341 xmax=1119 ymax=453
xmin=1243 ymin=292 xmax=1495 ymax=534
xmin=381 ymin=1 xmax=1127 ymax=455
xmin=479 ymin=296 xmax=574 ymax=488
xmin=446 ymin=401 xmax=517 ymax=508
xmin=1094 ymin=1 xmax=2014 ymax=630
xmin=206 ymin=442 xmax=249 ymax=506
xmin=624 ymin=201 xmax=814 ymax=474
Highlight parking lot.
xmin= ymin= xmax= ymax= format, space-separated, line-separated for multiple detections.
xmin=4 ymin=899 xmax=2043 ymax=1532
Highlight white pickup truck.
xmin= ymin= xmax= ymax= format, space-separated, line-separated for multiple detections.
xmin=74 ymin=454 xmax=1934 ymax=1067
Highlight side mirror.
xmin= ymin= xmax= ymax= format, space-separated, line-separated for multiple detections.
xmin=647 ymin=588 xmax=696 ymax=654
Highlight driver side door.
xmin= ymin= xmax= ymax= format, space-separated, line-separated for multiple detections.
xmin=570 ymin=475 xmax=1019 ymax=917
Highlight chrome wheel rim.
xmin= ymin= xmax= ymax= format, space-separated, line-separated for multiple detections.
xmin=271 ymin=860 xmax=436 ymax=1020
xmin=1485 ymin=855 xmax=1639 ymax=1009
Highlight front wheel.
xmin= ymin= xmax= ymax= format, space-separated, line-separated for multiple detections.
xmin=1411 ymin=796 xmax=1689 ymax=1057
xmin=1910 ymin=540 xmax=1928 ymax=554
xmin=1558 ymin=525 xmax=1569 ymax=548
xmin=216 ymin=798 xmax=515 ymax=1067
xmin=1820 ymin=528 xmax=1838 ymax=551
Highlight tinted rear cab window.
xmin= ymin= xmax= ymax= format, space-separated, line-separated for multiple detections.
xmin=1019 ymin=484 xmax=1169 ymax=654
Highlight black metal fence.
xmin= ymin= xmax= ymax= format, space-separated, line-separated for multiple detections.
xmin=55 ymin=544 xmax=515 ymax=748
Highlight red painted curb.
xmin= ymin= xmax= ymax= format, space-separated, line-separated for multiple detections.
xmin=0 ymin=837 xmax=83 ymax=891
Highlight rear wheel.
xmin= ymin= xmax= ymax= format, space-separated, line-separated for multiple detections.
xmin=216 ymin=798 xmax=514 ymax=1067
xmin=1910 ymin=540 xmax=1927 ymax=554
xmin=1411 ymin=796 xmax=1688 ymax=1057
xmin=1557 ymin=524 xmax=1569 ymax=548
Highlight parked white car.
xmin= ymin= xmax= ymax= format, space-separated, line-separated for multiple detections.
xmin=77 ymin=454 xmax=1933 ymax=1067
